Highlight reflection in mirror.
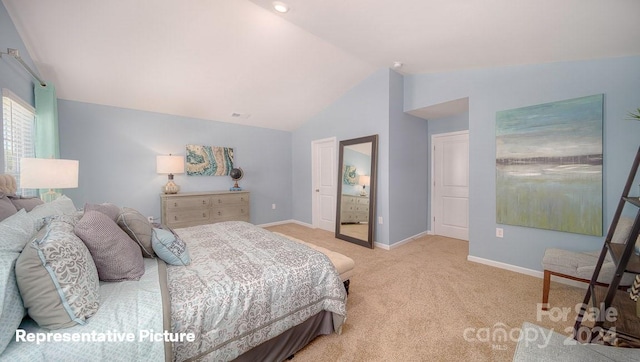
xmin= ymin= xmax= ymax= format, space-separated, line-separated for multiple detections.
xmin=336 ymin=135 xmax=378 ymax=248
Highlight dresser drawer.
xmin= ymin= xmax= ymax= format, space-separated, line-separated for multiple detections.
xmin=166 ymin=209 xmax=211 ymax=224
xmin=212 ymin=193 xmax=249 ymax=206
xmin=211 ymin=205 xmax=249 ymax=220
xmin=166 ymin=196 xmax=211 ymax=210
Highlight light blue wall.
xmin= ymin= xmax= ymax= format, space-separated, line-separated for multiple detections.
xmin=405 ymin=56 xmax=640 ymax=271
xmin=426 ymin=111 xmax=469 ymax=231
xmin=0 ymin=1 xmax=38 ymax=170
xmin=58 ymin=100 xmax=292 ymax=225
xmin=291 ymin=68 xmax=391 ymax=244
xmin=389 ymin=70 xmax=429 ymax=242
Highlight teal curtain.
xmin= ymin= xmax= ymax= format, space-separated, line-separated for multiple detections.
xmin=34 ymin=82 xmax=60 ymax=200
xmin=34 ymin=83 xmax=59 ymax=159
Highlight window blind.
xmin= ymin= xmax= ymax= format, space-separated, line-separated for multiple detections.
xmin=2 ymin=89 xmax=36 ymax=197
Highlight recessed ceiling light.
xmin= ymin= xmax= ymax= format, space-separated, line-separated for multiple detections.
xmin=273 ymin=1 xmax=289 ymax=13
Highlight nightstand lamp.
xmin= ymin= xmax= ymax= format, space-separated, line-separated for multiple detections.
xmin=19 ymin=158 xmax=79 ymax=202
xmin=358 ymin=175 xmax=370 ymax=196
xmin=157 ymin=154 xmax=184 ymax=194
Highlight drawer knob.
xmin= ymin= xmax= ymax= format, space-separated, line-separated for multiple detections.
xmin=202 ymin=200 xmax=206 ymax=204
xmin=174 ymin=216 xmax=178 ymax=221
xmin=203 ymin=213 xmax=206 ymax=218
xmin=174 ymin=202 xmax=178 ymax=207
xmin=218 ymin=211 xmax=222 ymax=216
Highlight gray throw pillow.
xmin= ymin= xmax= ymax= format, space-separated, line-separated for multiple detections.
xmin=15 ymin=218 xmax=100 ymax=330
xmin=75 ymin=210 xmax=145 ymax=282
xmin=9 ymin=195 xmax=43 ymax=212
xmin=84 ymin=202 xmax=121 ymax=221
xmin=117 ymin=207 xmax=155 ymax=258
xmin=0 ymin=194 xmax=18 ymax=222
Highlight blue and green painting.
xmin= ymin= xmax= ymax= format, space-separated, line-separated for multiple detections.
xmin=496 ymin=94 xmax=603 ymax=236
xmin=186 ymin=145 xmax=234 ymax=176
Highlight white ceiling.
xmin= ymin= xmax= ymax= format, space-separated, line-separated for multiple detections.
xmin=3 ymin=0 xmax=640 ymax=131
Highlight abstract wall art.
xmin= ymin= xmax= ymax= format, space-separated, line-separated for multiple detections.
xmin=496 ymin=94 xmax=603 ymax=236
xmin=186 ymin=145 xmax=234 ymax=176
xmin=343 ymin=165 xmax=357 ymax=185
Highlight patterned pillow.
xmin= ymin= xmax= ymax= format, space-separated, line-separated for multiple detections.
xmin=75 ymin=210 xmax=145 ymax=281
xmin=0 ymin=208 xmax=39 ymax=352
xmin=84 ymin=202 xmax=121 ymax=221
xmin=117 ymin=207 xmax=155 ymax=258
xmin=0 ymin=209 xmax=39 ymax=253
xmin=0 ymin=251 xmax=26 ymax=354
xmin=152 ymin=227 xmax=191 ymax=266
xmin=15 ymin=218 xmax=100 ymax=330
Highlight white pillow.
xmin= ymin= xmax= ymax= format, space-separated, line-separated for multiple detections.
xmin=0 ymin=209 xmax=38 ymax=253
xmin=28 ymin=195 xmax=77 ymax=224
xmin=0 ymin=250 xmax=26 ymax=354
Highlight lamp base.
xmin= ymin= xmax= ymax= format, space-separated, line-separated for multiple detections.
xmin=163 ymin=180 xmax=180 ymax=194
xmin=41 ymin=189 xmax=61 ymax=203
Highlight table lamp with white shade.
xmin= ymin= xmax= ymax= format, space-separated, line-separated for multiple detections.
xmin=19 ymin=158 xmax=79 ymax=202
xmin=157 ymin=154 xmax=184 ymax=194
xmin=358 ymin=175 xmax=370 ymax=196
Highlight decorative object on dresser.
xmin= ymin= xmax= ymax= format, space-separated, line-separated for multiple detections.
xmin=160 ymin=190 xmax=250 ymax=228
xmin=19 ymin=158 xmax=79 ymax=202
xmin=229 ymin=167 xmax=244 ymax=191
xmin=156 ymin=154 xmax=184 ymax=194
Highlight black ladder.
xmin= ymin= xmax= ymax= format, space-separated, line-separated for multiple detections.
xmin=573 ymin=145 xmax=640 ymax=346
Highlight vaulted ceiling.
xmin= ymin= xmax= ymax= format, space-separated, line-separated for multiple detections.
xmin=3 ymin=0 xmax=639 ymax=130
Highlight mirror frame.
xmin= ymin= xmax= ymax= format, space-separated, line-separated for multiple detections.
xmin=335 ymin=134 xmax=378 ymax=248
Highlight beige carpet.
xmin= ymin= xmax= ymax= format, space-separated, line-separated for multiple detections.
xmin=265 ymin=223 xmax=585 ymax=362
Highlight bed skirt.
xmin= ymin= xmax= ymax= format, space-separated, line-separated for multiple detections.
xmin=232 ymin=311 xmax=334 ymax=362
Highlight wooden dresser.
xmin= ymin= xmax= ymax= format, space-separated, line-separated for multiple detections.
xmin=340 ymin=194 xmax=369 ymax=223
xmin=160 ymin=191 xmax=250 ymax=229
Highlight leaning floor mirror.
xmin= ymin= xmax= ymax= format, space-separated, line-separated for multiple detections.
xmin=335 ymin=134 xmax=378 ymax=248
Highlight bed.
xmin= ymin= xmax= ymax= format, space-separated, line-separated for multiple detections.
xmin=0 ymin=175 xmax=347 ymax=361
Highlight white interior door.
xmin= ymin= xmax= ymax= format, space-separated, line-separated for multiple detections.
xmin=432 ymin=131 xmax=469 ymax=240
xmin=312 ymin=137 xmax=337 ymax=231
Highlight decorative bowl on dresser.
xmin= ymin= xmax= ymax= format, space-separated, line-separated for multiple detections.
xmin=160 ymin=191 xmax=250 ymax=229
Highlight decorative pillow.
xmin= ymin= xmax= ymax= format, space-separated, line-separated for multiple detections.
xmin=0 ymin=250 xmax=26 ymax=354
xmin=117 ymin=207 xmax=155 ymax=258
xmin=0 ymin=194 xmax=18 ymax=222
xmin=75 ymin=210 xmax=145 ymax=281
xmin=151 ymin=227 xmax=191 ymax=266
xmin=84 ymin=202 xmax=121 ymax=221
xmin=0 ymin=209 xmax=39 ymax=253
xmin=9 ymin=195 xmax=44 ymax=212
xmin=15 ymin=219 xmax=100 ymax=330
xmin=28 ymin=195 xmax=77 ymax=222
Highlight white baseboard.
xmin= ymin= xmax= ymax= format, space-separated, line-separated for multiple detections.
xmin=467 ymin=255 xmax=588 ymax=290
xmin=258 ymin=219 xmax=315 ymax=229
xmin=375 ymin=230 xmax=430 ymax=250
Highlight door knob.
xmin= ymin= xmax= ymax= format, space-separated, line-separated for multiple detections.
xmin=315 ymin=189 xmax=320 ymax=192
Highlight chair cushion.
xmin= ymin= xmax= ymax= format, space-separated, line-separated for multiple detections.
xmin=542 ymin=248 xmax=635 ymax=286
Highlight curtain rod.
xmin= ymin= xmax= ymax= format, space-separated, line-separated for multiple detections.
xmin=0 ymin=48 xmax=46 ymax=87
